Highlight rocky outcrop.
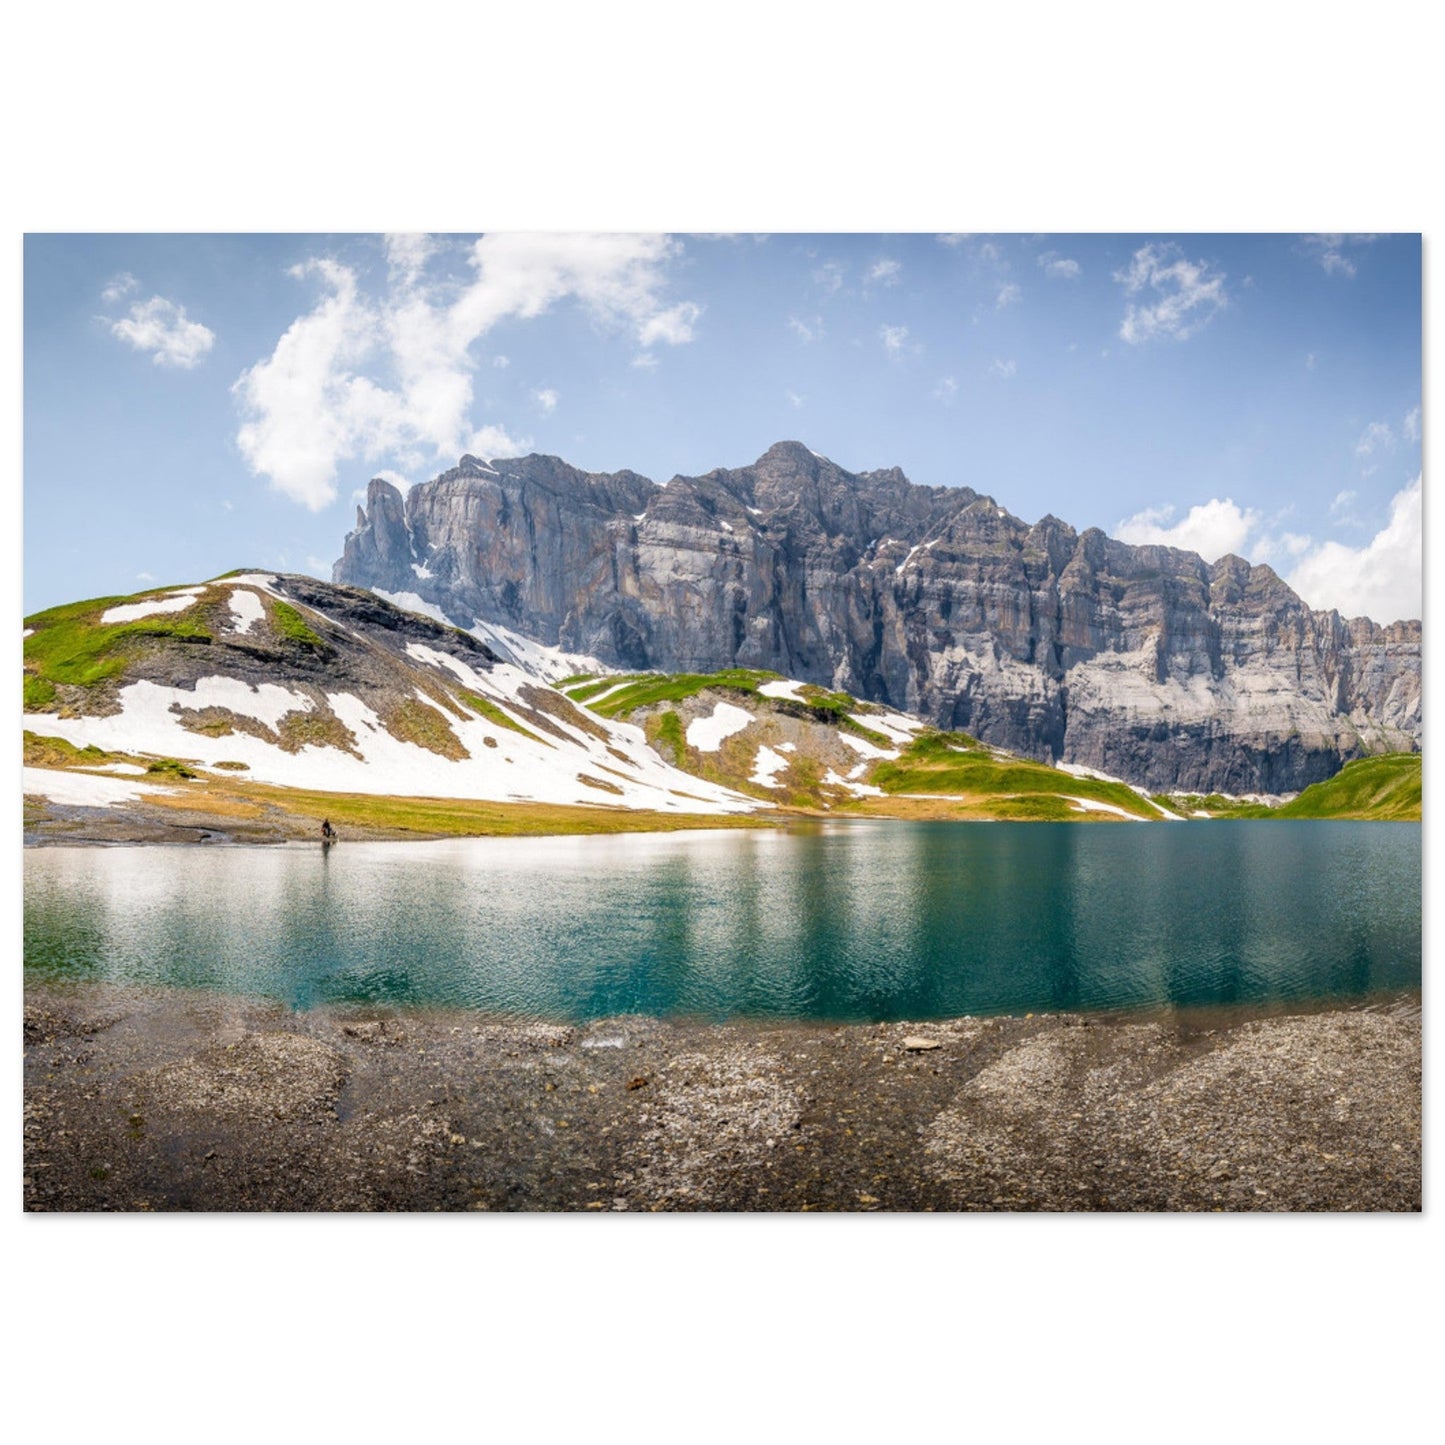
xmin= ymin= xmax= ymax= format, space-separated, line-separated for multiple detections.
xmin=334 ymin=443 xmax=1421 ymax=792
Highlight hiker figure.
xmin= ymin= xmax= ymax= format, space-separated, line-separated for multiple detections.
xmin=321 ymin=818 xmax=335 ymax=842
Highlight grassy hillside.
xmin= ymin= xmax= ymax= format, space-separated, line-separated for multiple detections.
xmin=866 ymin=732 xmax=1164 ymax=820
xmin=1277 ymin=753 xmax=1421 ymax=820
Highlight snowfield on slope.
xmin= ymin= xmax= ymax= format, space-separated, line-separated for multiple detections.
xmin=23 ymin=767 xmax=179 ymax=807
xmin=28 ymin=652 xmax=762 ymax=816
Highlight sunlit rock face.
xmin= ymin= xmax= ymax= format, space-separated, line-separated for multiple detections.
xmin=335 ymin=442 xmax=1421 ymax=793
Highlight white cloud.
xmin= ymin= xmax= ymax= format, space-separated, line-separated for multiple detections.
xmin=995 ymin=282 xmax=1021 ymax=309
xmin=1286 ymin=478 xmax=1421 ymax=623
xmin=1115 ymin=497 xmax=1260 ymax=561
xmin=385 ymin=233 xmax=435 ymax=282
xmin=102 ymin=272 xmax=139 ymax=304
xmin=234 ymin=233 xmax=698 ymax=510
xmin=1038 ymin=251 xmax=1081 ymax=280
xmin=466 ymin=424 xmax=529 ymax=460
xmin=1115 ymin=242 xmax=1228 ymax=344
xmin=813 ymin=260 xmax=846 ymax=296
xmin=937 ymin=234 xmax=969 ymax=247
xmin=638 ymin=301 xmax=702 ymax=347
xmin=987 ymin=358 xmax=1016 ymax=379
xmin=867 ymin=258 xmax=902 ymax=286
xmin=788 ymin=315 xmax=822 ymax=344
xmin=109 ymin=295 xmax=216 ymax=368
xmin=933 ymin=376 xmax=958 ymax=403
xmin=533 ymin=387 xmax=559 ymax=415
xmin=879 ymin=324 xmax=909 ymax=357
xmin=1403 ymin=405 xmax=1420 ymax=442
xmin=136 ymin=570 xmax=156 ymax=583
xmin=631 ymin=352 xmax=658 ymax=370
xmin=492 ymin=354 xmax=510 ymax=368
xmin=374 ymin=469 xmax=413 ymax=491
xmin=1305 ymin=352 xmax=1316 ymax=370
xmin=1355 ymin=420 xmax=1395 ymax=457
xmin=785 ymin=389 xmax=805 ymax=409
xmin=1300 ymin=233 xmax=1377 ymax=278
xmin=1329 ymin=489 xmax=1359 ymax=522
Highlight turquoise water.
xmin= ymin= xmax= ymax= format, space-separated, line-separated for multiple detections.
xmin=23 ymin=822 xmax=1421 ymax=1021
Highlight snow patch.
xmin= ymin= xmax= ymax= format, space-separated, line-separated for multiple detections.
xmin=411 ymin=562 xmax=435 ymax=580
xmin=24 ymin=766 xmax=178 ymax=807
xmin=686 ymin=702 xmax=754 ymax=752
xmin=758 ymin=679 xmax=807 ymax=701
xmin=749 ymin=745 xmax=791 ymax=789
xmin=373 ymin=588 xmax=453 ymax=629
xmin=838 ymin=732 xmax=896 ymax=761
xmin=100 ymin=588 xmax=205 ymax=624
xmin=227 ymin=588 xmax=266 ymax=635
xmin=1063 ymin=795 xmax=1143 ymax=821
xmin=867 ymin=713 xmax=925 ymax=744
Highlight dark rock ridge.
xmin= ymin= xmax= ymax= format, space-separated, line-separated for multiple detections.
xmin=334 ymin=442 xmax=1421 ymax=792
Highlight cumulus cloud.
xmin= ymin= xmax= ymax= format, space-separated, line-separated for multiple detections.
xmin=867 ymin=258 xmax=901 ymax=286
xmin=384 ymin=232 xmax=435 ymax=282
xmin=1403 ymin=405 xmax=1420 ymax=442
xmin=466 ymin=423 xmax=528 ymax=459
xmin=109 ymin=295 xmax=216 ymax=368
xmin=533 ymin=387 xmax=559 ymax=414
xmin=1115 ymin=497 xmax=1260 ymax=561
xmin=788 ymin=315 xmax=822 ymax=344
xmin=638 ymin=301 xmax=702 ymax=347
xmin=233 ymin=233 xmax=699 ymax=510
xmin=785 ymin=389 xmax=805 ymax=409
xmin=879 ymin=324 xmax=909 ymax=357
xmin=937 ymin=234 xmax=969 ymax=247
xmin=933 ymin=376 xmax=958 ymax=403
xmin=813 ymin=260 xmax=846 ymax=296
xmin=1038 ymin=251 xmax=1081 ymax=279
xmin=1115 ymin=242 xmax=1228 ymax=344
xmin=987 ymin=358 xmax=1016 ymax=379
xmin=102 ymin=272 xmax=139 ymax=304
xmin=995 ymin=282 xmax=1021 ymax=309
xmin=1286 ymin=477 xmax=1421 ymax=623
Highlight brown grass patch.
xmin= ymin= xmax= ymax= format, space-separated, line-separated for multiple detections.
xmin=578 ymin=773 xmax=625 ymax=795
xmin=381 ymin=697 xmax=469 ymax=760
xmin=276 ymin=708 xmax=363 ymax=758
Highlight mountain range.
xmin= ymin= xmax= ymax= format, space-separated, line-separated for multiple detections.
xmin=335 ymin=441 xmax=1421 ymax=794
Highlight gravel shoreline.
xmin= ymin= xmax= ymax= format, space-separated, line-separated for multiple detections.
xmin=24 ymin=981 xmax=1421 ymax=1212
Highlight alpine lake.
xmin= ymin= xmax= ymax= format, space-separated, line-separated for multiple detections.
xmin=24 ymin=820 xmax=1421 ymax=1022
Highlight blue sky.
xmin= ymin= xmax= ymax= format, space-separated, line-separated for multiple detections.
xmin=24 ymin=232 xmax=1422 ymax=622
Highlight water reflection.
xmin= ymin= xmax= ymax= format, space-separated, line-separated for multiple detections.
xmin=23 ymin=822 xmax=1421 ymax=1022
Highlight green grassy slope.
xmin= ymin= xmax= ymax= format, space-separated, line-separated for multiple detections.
xmin=868 ymin=733 xmax=1163 ymax=820
xmin=1277 ymin=754 xmax=1421 ymax=820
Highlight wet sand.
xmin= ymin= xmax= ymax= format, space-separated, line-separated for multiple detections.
xmin=23 ymin=980 xmax=1421 ymax=1212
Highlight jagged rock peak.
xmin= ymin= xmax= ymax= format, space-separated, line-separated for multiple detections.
xmin=334 ymin=445 xmax=1421 ymax=793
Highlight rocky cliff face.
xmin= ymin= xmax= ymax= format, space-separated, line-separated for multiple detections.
xmin=334 ymin=443 xmax=1421 ymax=792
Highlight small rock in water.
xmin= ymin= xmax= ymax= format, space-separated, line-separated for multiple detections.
xmin=902 ymin=1037 xmax=941 ymax=1052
